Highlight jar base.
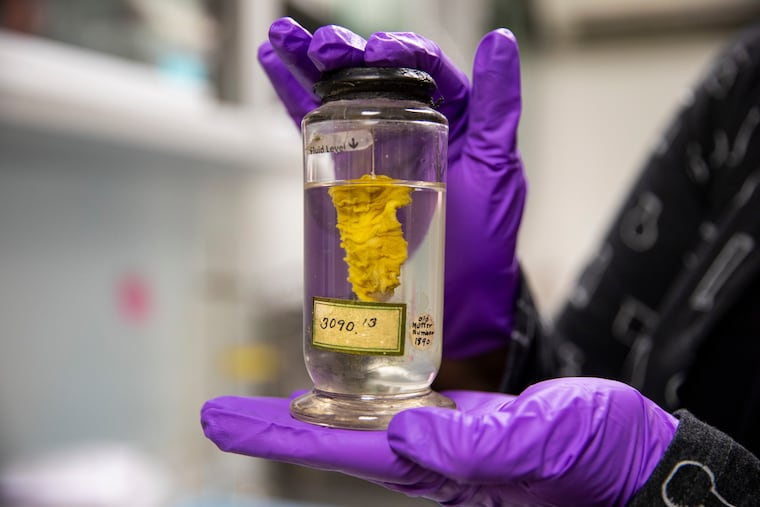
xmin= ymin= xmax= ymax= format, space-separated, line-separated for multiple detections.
xmin=290 ymin=388 xmax=456 ymax=430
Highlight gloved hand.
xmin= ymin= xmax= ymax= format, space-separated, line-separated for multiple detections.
xmin=202 ymin=377 xmax=678 ymax=507
xmin=259 ymin=18 xmax=526 ymax=359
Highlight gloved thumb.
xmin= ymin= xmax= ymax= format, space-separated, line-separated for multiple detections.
xmin=387 ymin=406 xmax=519 ymax=483
xmin=387 ymin=379 xmax=679 ymax=507
xmin=464 ymin=28 xmax=522 ymax=165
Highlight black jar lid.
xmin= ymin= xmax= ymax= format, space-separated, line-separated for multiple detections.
xmin=314 ymin=67 xmax=437 ymax=104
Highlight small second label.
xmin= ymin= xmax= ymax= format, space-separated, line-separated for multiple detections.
xmin=410 ymin=313 xmax=435 ymax=350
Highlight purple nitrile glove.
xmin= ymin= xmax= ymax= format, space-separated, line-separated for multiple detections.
xmin=260 ymin=18 xmax=526 ymax=359
xmin=201 ymin=377 xmax=678 ymax=507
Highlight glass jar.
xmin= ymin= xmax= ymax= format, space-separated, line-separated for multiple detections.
xmin=291 ymin=67 xmax=456 ymax=430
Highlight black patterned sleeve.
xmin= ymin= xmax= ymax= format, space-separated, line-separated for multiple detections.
xmin=627 ymin=411 xmax=760 ymax=507
xmin=548 ymin=23 xmax=760 ymax=387
xmin=498 ymin=23 xmax=760 ymax=399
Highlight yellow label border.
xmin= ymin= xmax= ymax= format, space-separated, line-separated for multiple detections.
xmin=311 ymin=297 xmax=406 ymax=356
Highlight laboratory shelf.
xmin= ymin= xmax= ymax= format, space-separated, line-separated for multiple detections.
xmin=0 ymin=29 xmax=298 ymax=169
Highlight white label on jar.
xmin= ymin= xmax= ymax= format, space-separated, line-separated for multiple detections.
xmin=410 ymin=313 xmax=435 ymax=350
xmin=305 ymin=130 xmax=373 ymax=155
xmin=312 ymin=297 xmax=405 ymax=355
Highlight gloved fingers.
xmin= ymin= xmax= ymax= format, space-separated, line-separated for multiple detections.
xmin=307 ymin=24 xmax=367 ymax=72
xmin=266 ymin=19 xmax=366 ymax=114
xmin=267 ymin=17 xmax=321 ymax=94
xmin=389 ymin=378 xmax=675 ymax=487
xmin=388 ymin=405 xmax=523 ymax=484
xmin=464 ymin=28 xmax=522 ymax=166
xmin=264 ymin=19 xmax=472 ymax=133
xmin=388 ymin=381 xmax=587 ymax=484
xmin=364 ymin=32 xmax=470 ymax=128
xmin=377 ymin=391 xmax=522 ymax=503
xmin=258 ymin=41 xmax=319 ymax=125
xmin=200 ymin=395 xmax=423 ymax=483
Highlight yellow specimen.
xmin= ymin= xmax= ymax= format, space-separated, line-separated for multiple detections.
xmin=329 ymin=174 xmax=412 ymax=302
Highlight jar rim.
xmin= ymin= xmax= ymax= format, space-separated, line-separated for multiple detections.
xmin=314 ymin=67 xmax=437 ymax=104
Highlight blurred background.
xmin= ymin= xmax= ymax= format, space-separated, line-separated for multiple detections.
xmin=0 ymin=0 xmax=758 ymax=505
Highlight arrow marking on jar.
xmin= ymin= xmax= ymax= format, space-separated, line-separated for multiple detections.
xmin=306 ymin=130 xmax=373 ymax=154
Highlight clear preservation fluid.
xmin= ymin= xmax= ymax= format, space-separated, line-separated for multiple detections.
xmin=303 ymin=179 xmax=446 ymax=395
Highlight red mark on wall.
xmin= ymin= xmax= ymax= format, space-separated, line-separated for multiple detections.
xmin=117 ymin=273 xmax=152 ymax=325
